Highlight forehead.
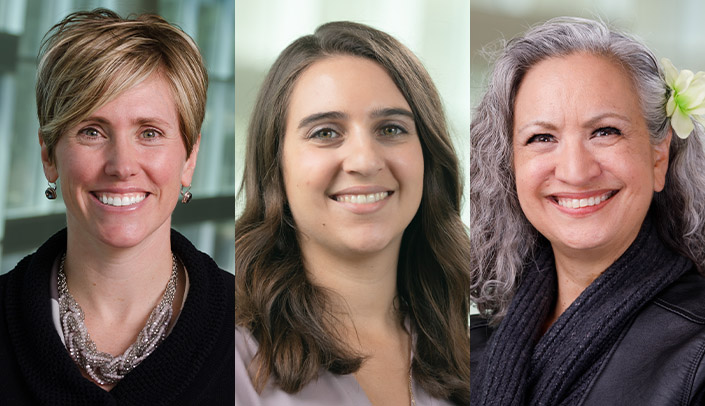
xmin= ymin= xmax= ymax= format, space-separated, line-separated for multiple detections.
xmin=514 ymin=53 xmax=643 ymax=125
xmin=286 ymin=55 xmax=410 ymax=121
xmin=92 ymin=73 xmax=178 ymax=120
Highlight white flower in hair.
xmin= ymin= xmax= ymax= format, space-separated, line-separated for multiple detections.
xmin=662 ymin=58 xmax=705 ymax=139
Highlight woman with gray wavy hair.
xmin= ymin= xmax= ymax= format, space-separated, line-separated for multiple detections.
xmin=471 ymin=16 xmax=705 ymax=405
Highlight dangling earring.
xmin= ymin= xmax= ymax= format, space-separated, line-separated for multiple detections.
xmin=180 ymin=185 xmax=192 ymax=204
xmin=45 ymin=181 xmax=57 ymax=200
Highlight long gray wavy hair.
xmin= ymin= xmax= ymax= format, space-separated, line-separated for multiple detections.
xmin=471 ymin=16 xmax=705 ymax=324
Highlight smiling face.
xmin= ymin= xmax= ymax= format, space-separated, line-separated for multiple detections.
xmin=282 ymin=55 xmax=424 ymax=261
xmin=40 ymin=73 xmax=199 ymax=249
xmin=512 ymin=52 xmax=670 ymax=264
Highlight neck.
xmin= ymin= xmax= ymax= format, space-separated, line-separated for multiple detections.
xmin=300 ymin=239 xmax=403 ymax=336
xmin=545 ymin=238 xmax=637 ymax=329
xmin=63 ymin=224 xmax=175 ymax=322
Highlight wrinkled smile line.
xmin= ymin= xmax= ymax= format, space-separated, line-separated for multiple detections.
xmin=92 ymin=192 xmax=148 ymax=207
xmin=551 ymin=190 xmax=617 ymax=209
xmin=330 ymin=191 xmax=393 ymax=204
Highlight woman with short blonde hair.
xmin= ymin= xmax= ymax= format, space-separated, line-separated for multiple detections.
xmin=0 ymin=9 xmax=233 ymax=404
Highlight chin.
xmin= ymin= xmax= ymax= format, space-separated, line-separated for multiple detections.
xmin=96 ymin=231 xmax=150 ymax=249
xmin=340 ymin=234 xmax=401 ymax=257
xmin=551 ymin=229 xmax=613 ymax=252
xmin=92 ymin=222 xmax=166 ymax=250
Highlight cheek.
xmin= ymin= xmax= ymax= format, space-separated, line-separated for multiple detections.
xmin=284 ymin=149 xmax=336 ymax=194
xmin=280 ymin=145 xmax=297 ymax=201
xmin=619 ymin=162 xmax=654 ymax=198
xmin=147 ymin=153 xmax=184 ymax=186
xmin=513 ymin=153 xmax=544 ymax=202
xmin=391 ymin=142 xmax=424 ymax=187
xmin=514 ymin=177 xmax=537 ymax=217
xmin=54 ymin=147 xmax=99 ymax=185
xmin=609 ymin=144 xmax=655 ymax=191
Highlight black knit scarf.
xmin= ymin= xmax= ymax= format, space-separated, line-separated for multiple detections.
xmin=471 ymin=219 xmax=692 ymax=405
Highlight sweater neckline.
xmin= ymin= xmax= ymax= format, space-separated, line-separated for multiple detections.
xmin=48 ymin=255 xmax=191 ymax=347
xmin=3 ymin=228 xmax=229 ymax=404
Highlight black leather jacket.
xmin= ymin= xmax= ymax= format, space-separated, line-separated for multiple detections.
xmin=471 ymin=269 xmax=705 ymax=405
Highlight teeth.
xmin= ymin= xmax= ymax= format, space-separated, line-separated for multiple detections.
xmin=335 ymin=192 xmax=389 ymax=204
xmin=98 ymin=193 xmax=146 ymax=207
xmin=557 ymin=192 xmax=614 ymax=209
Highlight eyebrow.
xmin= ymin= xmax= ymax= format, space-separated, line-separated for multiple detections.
xmin=516 ymin=112 xmax=632 ymax=133
xmin=370 ymin=107 xmax=415 ymax=120
xmin=297 ymin=111 xmax=348 ymax=129
xmin=81 ymin=116 xmax=174 ymax=128
xmin=582 ymin=112 xmax=632 ymax=128
xmin=297 ymin=108 xmax=414 ymax=130
xmin=516 ymin=120 xmax=558 ymax=134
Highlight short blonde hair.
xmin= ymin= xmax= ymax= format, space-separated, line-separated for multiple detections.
xmin=36 ymin=8 xmax=208 ymax=162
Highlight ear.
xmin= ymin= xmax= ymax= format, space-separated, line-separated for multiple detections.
xmin=39 ymin=131 xmax=58 ymax=182
xmin=652 ymin=129 xmax=672 ymax=192
xmin=181 ymin=134 xmax=200 ymax=187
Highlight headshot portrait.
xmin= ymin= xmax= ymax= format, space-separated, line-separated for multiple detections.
xmin=470 ymin=2 xmax=705 ymax=405
xmin=235 ymin=0 xmax=470 ymax=405
xmin=0 ymin=3 xmax=235 ymax=404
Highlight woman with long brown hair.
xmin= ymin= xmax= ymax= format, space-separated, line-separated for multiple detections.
xmin=235 ymin=21 xmax=469 ymax=405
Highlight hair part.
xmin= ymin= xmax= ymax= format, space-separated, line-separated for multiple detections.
xmin=36 ymin=8 xmax=208 ymax=162
xmin=471 ymin=16 xmax=705 ymax=324
xmin=236 ymin=21 xmax=470 ymax=404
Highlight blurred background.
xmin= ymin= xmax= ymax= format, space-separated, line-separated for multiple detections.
xmin=0 ymin=0 xmax=235 ymax=274
xmin=235 ymin=0 xmax=470 ymax=226
xmin=471 ymin=0 xmax=705 ymax=111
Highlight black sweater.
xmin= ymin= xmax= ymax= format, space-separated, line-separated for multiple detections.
xmin=0 ymin=229 xmax=234 ymax=405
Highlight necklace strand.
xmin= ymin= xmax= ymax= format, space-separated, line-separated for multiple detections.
xmin=57 ymin=253 xmax=178 ymax=385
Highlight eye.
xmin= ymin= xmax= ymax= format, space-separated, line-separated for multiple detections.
xmin=379 ymin=125 xmax=407 ymax=137
xmin=526 ymin=134 xmax=555 ymax=144
xmin=141 ymin=129 xmax=161 ymax=139
xmin=79 ymin=127 xmax=100 ymax=138
xmin=593 ymin=127 xmax=622 ymax=137
xmin=309 ymin=128 xmax=340 ymax=140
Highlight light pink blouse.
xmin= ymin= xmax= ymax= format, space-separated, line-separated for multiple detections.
xmin=235 ymin=326 xmax=455 ymax=406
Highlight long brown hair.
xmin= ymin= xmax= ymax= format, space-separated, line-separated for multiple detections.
xmin=235 ymin=21 xmax=469 ymax=404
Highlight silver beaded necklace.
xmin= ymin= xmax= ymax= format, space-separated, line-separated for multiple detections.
xmin=57 ymin=252 xmax=178 ymax=385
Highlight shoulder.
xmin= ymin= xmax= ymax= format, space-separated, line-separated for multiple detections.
xmin=0 ymin=230 xmax=65 ymax=317
xmin=2 ymin=228 xmax=65 ymax=281
xmin=170 ymin=228 xmax=234 ymax=289
xmin=1 ymin=253 xmax=32 ymax=281
xmin=235 ymin=327 xmax=268 ymax=405
xmin=234 ymin=327 xmax=378 ymax=406
xmin=470 ymin=314 xmax=494 ymax=372
xmin=236 ymin=325 xmax=259 ymax=366
xmin=584 ymin=268 xmax=705 ymax=405
xmin=653 ymin=268 xmax=705 ymax=322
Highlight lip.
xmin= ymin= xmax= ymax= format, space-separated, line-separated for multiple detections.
xmin=92 ymin=186 xmax=150 ymax=192
xmin=330 ymin=185 xmax=392 ymax=195
xmin=549 ymin=189 xmax=618 ymax=216
xmin=329 ymin=185 xmax=394 ymax=215
xmin=90 ymin=188 xmax=151 ymax=211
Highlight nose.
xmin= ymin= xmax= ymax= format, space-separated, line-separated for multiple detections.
xmin=342 ymin=130 xmax=384 ymax=176
xmin=554 ymin=138 xmax=601 ymax=185
xmin=104 ymin=137 xmax=139 ymax=179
